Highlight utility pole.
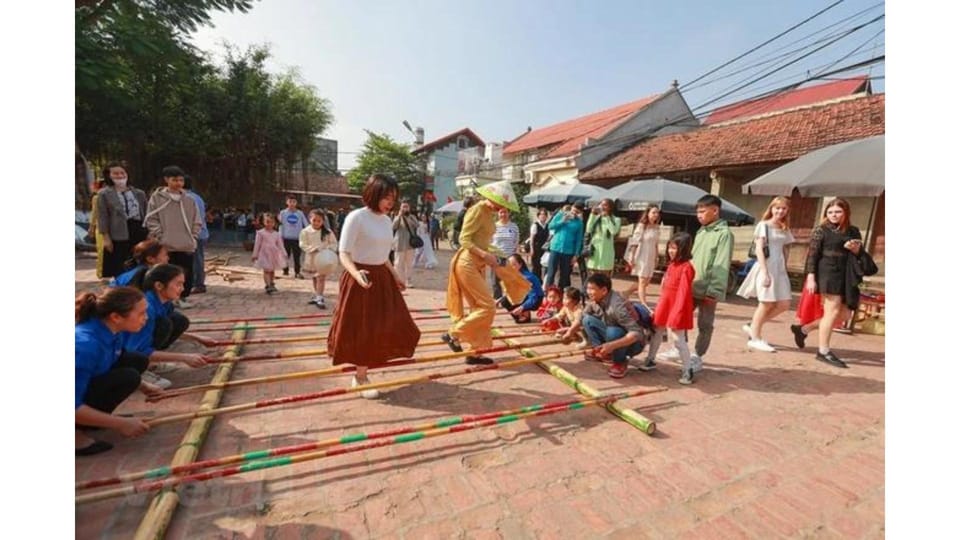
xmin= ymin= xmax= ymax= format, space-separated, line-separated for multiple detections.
xmin=402 ymin=120 xmax=430 ymax=214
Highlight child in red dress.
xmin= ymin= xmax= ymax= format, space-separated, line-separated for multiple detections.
xmin=536 ymin=285 xmax=563 ymax=327
xmin=640 ymin=232 xmax=697 ymax=384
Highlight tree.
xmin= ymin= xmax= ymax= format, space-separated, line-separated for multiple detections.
xmin=347 ymin=132 xmax=423 ymax=202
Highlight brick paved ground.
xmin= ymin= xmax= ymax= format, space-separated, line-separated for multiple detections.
xmin=75 ymin=244 xmax=884 ymax=539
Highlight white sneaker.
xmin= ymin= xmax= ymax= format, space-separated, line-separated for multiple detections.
xmin=317 ymin=296 xmax=327 ymax=309
xmin=351 ymin=376 xmax=379 ymax=399
xmin=690 ymin=354 xmax=704 ymax=373
xmin=141 ymin=371 xmax=172 ymax=389
xmin=658 ymin=347 xmax=681 ymax=362
xmin=741 ymin=324 xmax=755 ymax=339
xmin=175 ymin=299 xmax=195 ymax=309
xmin=747 ymin=339 xmax=776 ymax=353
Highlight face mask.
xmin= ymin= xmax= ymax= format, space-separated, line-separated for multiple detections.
xmin=113 ymin=177 xmax=128 ymax=188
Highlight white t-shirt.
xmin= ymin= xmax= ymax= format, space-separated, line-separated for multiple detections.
xmin=338 ymin=207 xmax=393 ymax=265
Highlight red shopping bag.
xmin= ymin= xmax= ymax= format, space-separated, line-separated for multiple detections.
xmin=796 ymin=287 xmax=824 ymax=325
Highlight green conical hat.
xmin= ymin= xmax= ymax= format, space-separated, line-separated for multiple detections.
xmin=476 ymin=180 xmax=520 ymax=212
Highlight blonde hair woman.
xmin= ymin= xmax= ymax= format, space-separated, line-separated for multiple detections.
xmin=737 ymin=196 xmax=794 ymax=352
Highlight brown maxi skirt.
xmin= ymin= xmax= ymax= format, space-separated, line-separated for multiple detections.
xmin=327 ymin=263 xmax=421 ymax=366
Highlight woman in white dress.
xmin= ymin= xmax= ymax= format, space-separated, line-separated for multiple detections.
xmin=414 ymin=212 xmax=438 ymax=269
xmin=737 ymin=196 xmax=795 ymax=352
xmin=623 ymin=205 xmax=661 ymax=308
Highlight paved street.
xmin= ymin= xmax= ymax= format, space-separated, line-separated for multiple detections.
xmin=75 ymin=245 xmax=884 ymax=539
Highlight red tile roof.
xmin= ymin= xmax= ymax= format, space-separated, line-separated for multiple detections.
xmin=703 ymin=76 xmax=870 ymax=125
xmin=412 ymin=128 xmax=484 ymax=155
xmin=503 ymin=93 xmax=663 ymax=159
xmin=580 ymin=94 xmax=884 ymax=182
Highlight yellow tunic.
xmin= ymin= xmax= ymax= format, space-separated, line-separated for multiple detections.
xmin=90 ymin=193 xmax=105 ymax=279
xmin=446 ymin=203 xmax=497 ymax=349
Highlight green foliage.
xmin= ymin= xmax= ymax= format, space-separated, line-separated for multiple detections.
xmin=511 ymin=181 xmax=533 ymax=243
xmin=346 ymin=131 xmax=423 ymax=201
xmin=75 ymin=1 xmax=334 ymax=206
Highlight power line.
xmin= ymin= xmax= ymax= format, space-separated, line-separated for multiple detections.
xmin=680 ymin=0 xmax=847 ymax=89
xmin=684 ymin=2 xmax=883 ymax=92
xmin=691 ymin=15 xmax=884 ymax=114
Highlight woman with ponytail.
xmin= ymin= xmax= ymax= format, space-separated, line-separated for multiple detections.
xmin=123 ymin=264 xmax=209 ymax=389
xmin=75 ymin=287 xmax=154 ymax=456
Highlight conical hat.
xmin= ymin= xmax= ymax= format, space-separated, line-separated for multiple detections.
xmin=476 ymin=180 xmax=520 ymax=212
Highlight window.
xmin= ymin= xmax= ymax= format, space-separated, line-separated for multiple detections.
xmin=457 ymin=136 xmax=468 ymax=149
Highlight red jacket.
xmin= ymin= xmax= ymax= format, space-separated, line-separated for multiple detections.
xmin=653 ymin=260 xmax=695 ymax=330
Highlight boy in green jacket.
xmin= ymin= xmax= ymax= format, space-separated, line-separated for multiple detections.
xmin=659 ymin=195 xmax=733 ymax=379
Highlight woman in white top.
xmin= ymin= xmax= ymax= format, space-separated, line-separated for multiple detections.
xmin=623 ymin=205 xmax=661 ymax=308
xmin=327 ymin=174 xmax=421 ymax=398
xmin=737 ymin=196 xmax=795 ymax=352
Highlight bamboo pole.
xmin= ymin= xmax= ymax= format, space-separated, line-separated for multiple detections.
xmin=187 ymin=313 xmax=452 ymax=333
xmin=187 ymin=324 xmax=465 ymax=347
xmin=148 ymin=337 xmax=565 ymax=402
xmin=199 ymin=330 xmax=544 ymax=364
xmin=131 ymin=324 xmax=248 ymax=540
xmin=78 ymin=386 xmax=666 ymax=504
xmin=146 ymin=349 xmax=580 ymax=427
xmin=191 ymin=306 xmax=445 ymax=325
xmin=78 ymin=385 xmax=667 ymax=493
xmin=492 ymin=329 xmax=658 ymax=435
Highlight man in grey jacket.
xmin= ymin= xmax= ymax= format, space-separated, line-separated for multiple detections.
xmin=144 ymin=165 xmax=202 ymax=307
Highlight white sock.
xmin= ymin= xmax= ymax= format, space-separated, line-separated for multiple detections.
xmin=819 ymin=347 xmax=830 ymax=355
xmin=676 ymin=334 xmax=692 ymax=370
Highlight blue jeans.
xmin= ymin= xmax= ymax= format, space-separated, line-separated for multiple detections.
xmin=582 ymin=314 xmax=643 ymax=365
xmin=544 ymin=251 xmax=574 ymax=289
xmin=192 ymin=238 xmax=206 ymax=288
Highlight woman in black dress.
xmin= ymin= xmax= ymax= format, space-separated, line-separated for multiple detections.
xmin=802 ymin=198 xmax=863 ymax=368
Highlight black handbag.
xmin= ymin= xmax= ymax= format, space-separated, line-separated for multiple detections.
xmin=748 ymin=223 xmax=770 ymax=259
xmin=403 ymin=217 xmax=424 ymax=249
xmin=855 ymin=249 xmax=879 ymax=277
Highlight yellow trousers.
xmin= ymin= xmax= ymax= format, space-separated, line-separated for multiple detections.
xmin=446 ymin=249 xmax=495 ymax=350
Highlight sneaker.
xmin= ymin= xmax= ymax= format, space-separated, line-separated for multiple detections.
xmin=351 ymin=376 xmax=380 ymax=399
xmin=307 ymin=296 xmax=319 ymax=305
xmin=658 ymin=347 xmax=681 ymax=362
xmin=141 ymin=371 xmax=172 ymax=389
xmin=175 ymin=299 xmax=195 ymax=309
xmin=317 ymin=296 xmax=327 ymax=309
xmin=584 ymin=350 xmax=613 ymax=365
xmin=815 ymin=351 xmax=848 ymax=369
xmin=441 ymin=333 xmax=463 ymax=353
xmin=741 ymin=324 xmax=755 ymax=339
xmin=265 ymin=286 xmax=273 ymax=295
xmin=747 ymin=339 xmax=776 ymax=353
xmin=678 ymin=368 xmax=694 ymax=385
xmin=191 ymin=285 xmax=207 ymax=294
xmin=791 ymin=324 xmax=807 ymax=349
xmin=296 ymin=273 xmax=305 ymax=279
xmin=607 ymin=363 xmax=628 ymax=379
xmin=282 ymin=268 xmax=290 ymax=276
xmin=690 ymin=354 xmax=704 ymax=373
xmin=636 ymin=358 xmax=657 ymax=372
xmin=267 ymin=284 xmax=278 ymax=294
xmin=465 ymin=356 xmax=495 ymax=365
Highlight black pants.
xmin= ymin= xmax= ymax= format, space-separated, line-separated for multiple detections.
xmin=576 ymin=255 xmax=589 ymax=290
xmin=531 ymin=247 xmax=545 ymax=281
xmin=81 ymin=351 xmax=149 ymax=417
xmin=283 ymin=238 xmax=302 ymax=274
xmin=168 ymin=251 xmax=195 ymax=300
xmin=103 ymin=240 xmax=131 ymax=278
xmin=153 ymin=311 xmax=190 ymax=350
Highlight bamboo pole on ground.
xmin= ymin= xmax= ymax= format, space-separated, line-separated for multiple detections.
xmin=146 ymin=349 xmax=580 ymax=427
xmin=187 ymin=311 xmax=516 ymax=333
xmin=147 ymin=338 xmax=565 ymax=403
xmin=78 ymin=385 xmax=667 ymax=493
xmin=131 ymin=324 xmax=248 ymax=540
xmin=191 ymin=306 xmax=445 ymax=325
xmin=491 ymin=328 xmax=658 ymax=435
xmin=78 ymin=386 xmax=667 ymax=504
xmin=186 ymin=324 xmax=466 ymax=347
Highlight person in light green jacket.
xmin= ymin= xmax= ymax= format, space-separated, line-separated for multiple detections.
xmin=690 ymin=194 xmax=734 ymax=367
xmin=585 ymin=198 xmax=622 ymax=276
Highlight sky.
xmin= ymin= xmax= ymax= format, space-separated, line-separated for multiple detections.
xmin=192 ymin=0 xmax=884 ymax=171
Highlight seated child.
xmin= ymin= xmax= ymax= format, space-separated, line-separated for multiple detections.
xmin=109 ymin=239 xmax=169 ymax=289
xmin=496 ymin=254 xmax=544 ymax=324
xmin=546 ymin=287 xmax=589 ymax=348
xmin=536 ymin=285 xmax=563 ymax=327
